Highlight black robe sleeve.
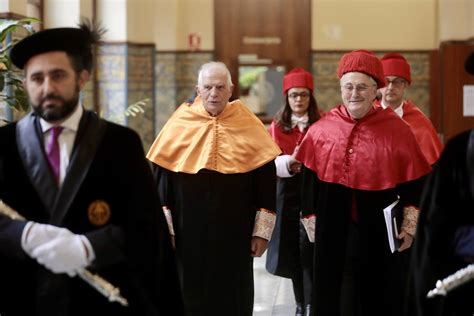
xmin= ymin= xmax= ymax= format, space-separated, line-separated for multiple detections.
xmin=405 ymin=129 xmax=474 ymax=316
xmin=300 ymin=165 xmax=319 ymax=218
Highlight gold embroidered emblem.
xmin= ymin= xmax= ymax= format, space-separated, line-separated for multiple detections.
xmin=87 ymin=200 xmax=111 ymax=226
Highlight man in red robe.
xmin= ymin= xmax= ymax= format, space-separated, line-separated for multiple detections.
xmin=296 ymin=50 xmax=432 ymax=316
xmin=378 ymin=53 xmax=443 ymax=165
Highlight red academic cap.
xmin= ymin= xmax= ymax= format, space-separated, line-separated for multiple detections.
xmin=381 ymin=53 xmax=411 ymax=84
xmin=337 ymin=50 xmax=385 ymax=88
xmin=283 ymin=68 xmax=314 ymax=95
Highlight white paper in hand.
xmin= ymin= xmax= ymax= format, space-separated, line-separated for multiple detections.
xmin=383 ymin=198 xmax=402 ymax=253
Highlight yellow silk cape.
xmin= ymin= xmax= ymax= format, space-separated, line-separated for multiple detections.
xmin=146 ymin=97 xmax=281 ymax=174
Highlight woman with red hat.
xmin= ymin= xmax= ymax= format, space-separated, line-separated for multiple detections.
xmin=266 ymin=68 xmax=321 ymax=316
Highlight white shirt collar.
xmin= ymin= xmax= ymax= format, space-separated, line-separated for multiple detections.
xmin=291 ymin=113 xmax=309 ymax=132
xmin=40 ymin=103 xmax=83 ymax=133
xmin=381 ymin=100 xmax=404 ymax=118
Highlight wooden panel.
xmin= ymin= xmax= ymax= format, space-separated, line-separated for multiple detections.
xmin=214 ymin=0 xmax=311 ymax=97
xmin=429 ymin=50 xmax=441 ymax=134
xmin=439 ymin=41 xmax=474 ymax=142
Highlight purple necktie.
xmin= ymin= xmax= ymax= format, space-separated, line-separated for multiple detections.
xmin=46 ymin=126 xmax=63 ymax=183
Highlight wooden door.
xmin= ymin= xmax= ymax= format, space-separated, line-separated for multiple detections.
xmin=439 ymin=41 xmax=474 ymax=142
xmin=214 ymin=0 xmax=311 ymax=121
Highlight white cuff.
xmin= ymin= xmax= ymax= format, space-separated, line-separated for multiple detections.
xmin=275 ymin=155 xmax=294 ymax=178
xmin=21 ymin=221 xmax=35 ymax=252
xmin=252 ymin=208 xmax=276 ymax=240
xmin=162 ymin=206 xmax=175 ymax=236
xmin=79 ymin=235 xmax=95 ymax=264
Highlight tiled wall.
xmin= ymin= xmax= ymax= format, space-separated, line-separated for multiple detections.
xmin=94 ymin=42 xmax=212 ymax=150
xmin=89 ymin=49 xmax=432 ymax=150
xmin=155 ymin=52 xmax=214 ymax=134
xmin=311 ymin=51 xmax=431 ymax=117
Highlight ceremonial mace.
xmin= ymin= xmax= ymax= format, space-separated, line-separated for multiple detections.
xmin=427 ymin=263 xmax=474 ymax=298
xmin=0 ymin=200 xmax=128 ymax=306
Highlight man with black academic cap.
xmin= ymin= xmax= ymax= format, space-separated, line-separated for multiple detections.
xmin=296 ymin=50 xmax=431 ymax=316
xmin=0 ymin=21 xmax=183 ymax=316
xmin=405 ymin=51 xmax=474 ymax=316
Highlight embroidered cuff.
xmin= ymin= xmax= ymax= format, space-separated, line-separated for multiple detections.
xmin=252 ymin=208 xmax=276 ymax=240
xmin=275 ymin=155 xmax=295 ymax=178
xmin=162 ymin=206 xmax=175 ymax=236
xmin=301 ymin=215 xmax=316 ymax=243
xmin=402 ymin=206 xmax=419 ymax=237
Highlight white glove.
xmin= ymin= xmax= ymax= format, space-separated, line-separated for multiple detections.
xmin=21 ymin=222 xmax=74 ymax=257
xmin=31 ymin=234 xmax=92 ymax=277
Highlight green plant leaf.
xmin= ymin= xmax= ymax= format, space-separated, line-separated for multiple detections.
xmin=13 ymin=88 xmax=29 ymax=112
xmin=125 ymin=98 xmax=149 ymax=117
xmin=0 ymin=17 xmax=39 ymax=115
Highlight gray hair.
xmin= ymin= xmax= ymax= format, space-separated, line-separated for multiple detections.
xmin=197 ymin=61 xmax=233 ymax=88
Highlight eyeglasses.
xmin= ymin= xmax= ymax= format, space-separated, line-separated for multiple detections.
xmin=385 ymin=78 xmax=406 ymax=87
xmin=288 ymin=92 xmax=310 ymax=99
xmin=341 ymin=84 xmax=376 ymax=93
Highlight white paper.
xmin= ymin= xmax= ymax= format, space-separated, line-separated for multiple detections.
xmin=463 ymin=85 xmax=474 ymax=117
xmin=383 ymin=198 xmax=400 ymax=253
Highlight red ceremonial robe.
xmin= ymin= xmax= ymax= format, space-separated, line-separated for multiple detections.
xmin=375 ymin=100 xmax=443 ymax=165
xmin=295 ymin=105 xmax=431 ymax=316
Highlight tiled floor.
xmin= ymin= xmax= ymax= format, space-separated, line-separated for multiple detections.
xmin=253 ymin=253 xmax=297 ymax=316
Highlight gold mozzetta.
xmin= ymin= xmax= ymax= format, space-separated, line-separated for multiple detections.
xmin=147 ymin=96 xmax=281 ymax=174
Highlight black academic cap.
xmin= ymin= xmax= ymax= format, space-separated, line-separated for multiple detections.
xmin=465 ymin=52 xmax=474 ymax=75
xmin=10 ymin=20 xmax=103 ymax=71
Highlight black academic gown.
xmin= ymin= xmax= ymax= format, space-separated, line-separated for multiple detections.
xmin=406 ymin=129 xmax=474 ymax=316
xmin=0 ymin=111 xmax=183 ymax=316
xmin=265 ymin=123 xmax=313 ymax=306
xmin=266 ymin=174 xmax=302 ymax=278
xmin=266 ymin=172 xmax=314 ymax=306
xmin=300 ymin=166 xmax=426 ymax=316
xmin=155 ymin=162 xmax=276 ymax=316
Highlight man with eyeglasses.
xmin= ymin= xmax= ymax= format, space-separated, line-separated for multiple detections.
xmin=295 ymin=50 xmax=431 ymax=316
xmin=378 ymin=53 xmax=443 ymax=166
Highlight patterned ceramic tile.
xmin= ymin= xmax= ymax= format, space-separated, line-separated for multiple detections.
xmin=154 ymin=52 xmax=213 ymax=135
xmin=311 ymin=51 xmax=432 ymax=117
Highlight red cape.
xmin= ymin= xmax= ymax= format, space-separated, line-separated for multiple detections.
xmin=269 ymin=121 xmax=305 ymax=155
xmin=295 ymin=105 xmax=431 ymax=190
xmin=375 ymin=100 xmax=443 ymax=165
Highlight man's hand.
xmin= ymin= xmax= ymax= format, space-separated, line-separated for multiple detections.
xmin=397 ymin=230 xmax=414 ymax=252
xmin=250 ymin=236 xmax=268 ymax=257
xmin=289 ymin=160 xmax=302 ymax=174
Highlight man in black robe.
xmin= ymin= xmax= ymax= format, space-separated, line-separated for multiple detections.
xmin=146 ymin=61 xmax=281 ymax=316
xmin=405 ymin=52 xmax=474 ymax=316
xmin=0 ymin=22 xmax=182 ymax=316
xmin=296 ymin=50 xmax=432 ymax=316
